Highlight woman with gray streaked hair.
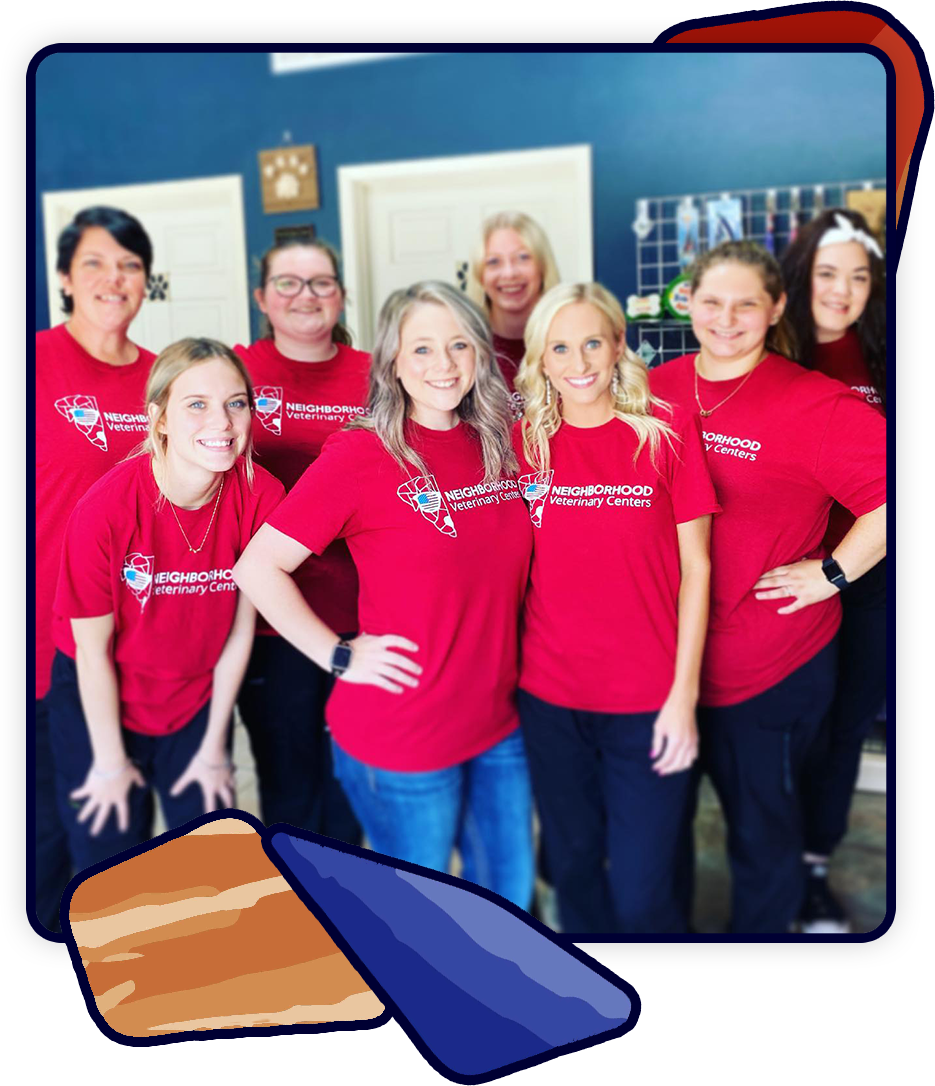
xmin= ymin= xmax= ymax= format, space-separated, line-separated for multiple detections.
xmin=234 ymin=281 xmax=535 ymax=907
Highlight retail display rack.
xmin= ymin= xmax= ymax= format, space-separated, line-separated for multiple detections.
xmin=631 ymin=178 xmax=887 ymax=368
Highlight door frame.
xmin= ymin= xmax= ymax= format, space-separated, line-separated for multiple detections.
xmin=41 ymin=174 xmax=251 ymax=344
xmin=338 ymin=145 xmax=592 ymax=347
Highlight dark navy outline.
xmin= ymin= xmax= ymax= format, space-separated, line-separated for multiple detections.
xmin=58 ymin=807 xmax=639 ymax=1078
xmin=58 ymin=808 xmax=393 ymax=1048
xmin=263 ymin=821 xmax=640 ymax=1085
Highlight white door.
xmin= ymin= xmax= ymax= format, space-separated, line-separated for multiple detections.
xmin=339 ymin=146 xmax=592 ymax=349
xmin=42 ymin=175 xmax=251 ymax=353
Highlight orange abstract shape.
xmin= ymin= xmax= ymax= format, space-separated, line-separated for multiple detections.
xmin=657 ymin=4 xmax=933 ymax=251
xmin=64 ymin=815 xmax=386 ymax=1042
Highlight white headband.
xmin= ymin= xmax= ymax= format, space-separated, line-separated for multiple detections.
xmin=816 ymin=212 xmax=883 ymax=259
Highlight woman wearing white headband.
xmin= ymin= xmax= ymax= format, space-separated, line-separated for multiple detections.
xmin=651 ymin=240 xmax=886 ymax=934
xmin=781 ymin=208 xmax=887 ymax=934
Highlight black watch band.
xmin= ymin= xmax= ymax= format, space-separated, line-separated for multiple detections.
xmin=821 ymin=557 xmax=850 ymax=591
xmin=330 ymin=639 xmax=353 ymax=677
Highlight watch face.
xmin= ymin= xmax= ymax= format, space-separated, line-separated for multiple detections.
xmin=332 ymin=644 xmax=353 ymax=672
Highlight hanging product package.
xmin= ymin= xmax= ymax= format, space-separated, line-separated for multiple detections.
xmin=677 ymin=199 xmax=700 ymax=269
xmin=706 ymin=196 xmax=744 ymax=248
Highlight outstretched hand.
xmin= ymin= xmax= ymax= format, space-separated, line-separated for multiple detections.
xmin=71 ymin=761 xmax=146 ymax=836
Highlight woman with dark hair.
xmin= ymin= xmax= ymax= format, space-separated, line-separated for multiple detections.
xmin=650 ymin=240 xmax=886 ymax=934
xmin=234 ymin=235 xmax=369 ymax=845
xmin=780 ymin=209 xmax=887 ymax=933
xmin=234 ymin=282 xmax=534 ymax=907
xmin=47 ymin=338 xmax=283 ymax=875
xmin=35 ymin=206 xmax=156 ymax=933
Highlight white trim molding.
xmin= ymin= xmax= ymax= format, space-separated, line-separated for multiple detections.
xmin=270 ymin=52 xmax=422 ymax=74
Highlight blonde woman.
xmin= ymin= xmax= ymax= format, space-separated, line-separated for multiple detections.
xmin=47 ymin=338 xmax=284 ymax=875
xmin=234 ymin=282 xmax=535 ymax=908
xmin=514 ymin=282 xmax=719 ymax=934
xmin=468 ymin=211 xmax=560 ymax=394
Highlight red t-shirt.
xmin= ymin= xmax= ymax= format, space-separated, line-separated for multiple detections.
xmin=492 ymin=333 xmax=526 ymax=420
xmin=234 ymin=339 xmax=370 ymax=634
xmin=514 ymin=410 xmax=720 ymax=713
xmin=650 ymin=353 xmax=886 ymax=707
xmin=810 ymin=329 xmax=886 ymax=550
xmin=35 ymin=324 xmax=155 ymax=699
xmin=53 ymin=457 xmax=284 ymax=736
xmin=267 ymin=422 xmax=532 ymax=772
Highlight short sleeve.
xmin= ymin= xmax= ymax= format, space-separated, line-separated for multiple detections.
xmin=53 ymin=499 xmax=115 ymax=620
xmin=814 ymin=391 xmax=887 ymax=516
xmin=664 ymin=409 xmax=722 ymax=524
xmin=244 ymin=468 xmax=286 ymax=543
xmin=266 ymin=430 xmax=363 ymax=554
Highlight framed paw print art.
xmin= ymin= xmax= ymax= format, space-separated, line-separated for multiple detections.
xmin=258 ymin=144 xmax=320 ymax=213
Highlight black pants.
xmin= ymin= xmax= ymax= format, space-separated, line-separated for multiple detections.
xmin=801 ymin=559 xmax=887 ymax=857
xmin=33 ymin=696 xmax=72 ymax=934
xmin=237 ymin=636 xmax=361 ymax=845
xmin=696 ymin=638 xmax=838 ymax=934
xmin=518 ymin=690 xmax=693 ymax=935
xmin=47 ymin=651 xmax=211 ymax=878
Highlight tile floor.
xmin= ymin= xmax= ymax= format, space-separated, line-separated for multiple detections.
xmin=204 ymin=718 xmax=887 ymax=937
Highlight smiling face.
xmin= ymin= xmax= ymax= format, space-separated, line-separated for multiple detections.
xmin=481 ymin=227 xmax=544 ymax=330
xmin=542 ymin=302 xmax=623 ymax=424
xmin=811 ymin=240 xmax=872 ymax=343
xmin=58 ymin=226 xmax=148 ymax=334
xmin=689 ymin=261 xmax=786 ymax=367
xmin=395 ymin=301 xmax=476 ymax=429
xmin=156 ymin=359 xmax=252 ymax=481
xmin=255 ymin=245 xmax=345 ymax=346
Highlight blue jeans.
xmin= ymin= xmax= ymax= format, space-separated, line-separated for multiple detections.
xmin=331 ymin=730 xmax=534 ymax=910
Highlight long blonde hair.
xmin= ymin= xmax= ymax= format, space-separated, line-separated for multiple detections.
xmin=135 ymin=337 xmax=256 ymax=488
xmin=516 ymin=282 xmax=676 ymax=473
xmin=348 ymin=281 xmax=517 ymax=482
xmin=467 ymin=211 xmax=560 ymax=317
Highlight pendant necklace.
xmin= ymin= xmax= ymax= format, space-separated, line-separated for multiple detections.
xmin=693 ymin=354 xmax=760 ymax=418
xmin=167 ymin=477 xmax=225 ymax=554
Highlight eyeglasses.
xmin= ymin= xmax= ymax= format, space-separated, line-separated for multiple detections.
xmin=267 ymin=274 xmax=341 ymax=299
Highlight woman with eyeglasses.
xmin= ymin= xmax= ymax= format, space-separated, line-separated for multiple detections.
xmin=234 ymin=235 xmax=370 ymax=844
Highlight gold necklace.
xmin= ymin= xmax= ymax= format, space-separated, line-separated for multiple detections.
xmin=693 ymin=354 xmax=760 ymax=418
xmin=167 ymin=477 xmax=225 ymax=554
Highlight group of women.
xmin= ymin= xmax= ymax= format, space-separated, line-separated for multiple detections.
xmin=34 ymin=202 xmax=887 ymax=937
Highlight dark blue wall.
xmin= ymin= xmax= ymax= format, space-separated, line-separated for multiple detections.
xmin=34 ymin=49 xmax=886 ymax=340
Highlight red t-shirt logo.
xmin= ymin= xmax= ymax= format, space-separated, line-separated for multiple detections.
xmin=55 ymin=393 xmax=108 ymax=451
xmin=518 ymin=471 xmax=553 ymax=528
xmin=121 ymin=553 xmax=155 ymax=611
xmin=397 ymin=474 xmax=457 ymax=537
xmin=255 ymin=385 xmax=284 ymax=436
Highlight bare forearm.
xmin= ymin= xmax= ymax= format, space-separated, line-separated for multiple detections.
xmin=670 ymin=558 xmax=710 ymax=702
xmin=833 ymin=503 xmax=886 ymax=581
xmin=74 ymin=646 xmax=126 ymax=770
xmin=233 ymin=559 xmax=338 ymax=671
xmin=203 ymin=604 xmax=255 ymax=758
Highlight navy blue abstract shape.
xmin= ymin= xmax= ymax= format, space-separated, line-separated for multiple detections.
xmin=268 ymin=831 xmax=638 ymax=1084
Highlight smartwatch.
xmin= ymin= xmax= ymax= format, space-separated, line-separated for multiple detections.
xmin=821 ymin=557 xmax=850 ymax=591
xmin=330 ymin=639 xmax=353 ymax=677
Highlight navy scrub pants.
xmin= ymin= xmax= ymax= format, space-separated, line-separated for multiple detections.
xmin=33 ymin=695 xmax=72 ymax=933
xmin=696 ymin=638 xmax=838 ymax=934
xmin=47 ymin=650 xmax=213 ymax=879
xmin=517 ymin=690 xmax=694 ymax=935
xmin=800 ymin=560 xmax=887 ymax=857
xmin=237 ymin=636 xmax=362 ymax=845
